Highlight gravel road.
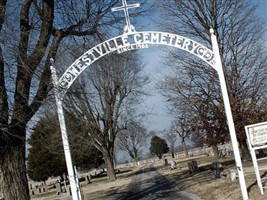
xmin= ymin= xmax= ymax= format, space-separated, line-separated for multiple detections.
xmin=95 ymin=165 xmax=203 ymax=200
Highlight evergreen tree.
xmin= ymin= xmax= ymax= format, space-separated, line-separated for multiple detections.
xmin=27 ymin=112 xmax=102 ymax=182
xmin=149 ymin=135 xmax=169 ymax=159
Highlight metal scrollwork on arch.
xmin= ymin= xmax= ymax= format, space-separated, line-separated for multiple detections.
xmin=57 ymin=31 xmax=215 ymax=98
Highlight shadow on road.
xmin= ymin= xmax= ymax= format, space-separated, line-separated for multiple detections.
xmin=112 ymin=166 xmax=178 ymax=200
xmin=95 ymin=164 xmax=204 ymax=200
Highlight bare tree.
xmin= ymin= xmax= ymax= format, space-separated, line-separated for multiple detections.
xmin=116 ymin=121 xmax=148 ymax=163
xmin=64 ymin=52 xmax=148 ymax=180
xmin=0 ymin=0 xmax=149 ymax=199
xmin=158 ymin=0 xmax=267 ymax=160
xmin=160 ymin=69 xmax=228 ymax=157
xmin=163 ymin=129 xmax=177 ymax=158
xmin=171 ymin=116 xmax=192 ymax=157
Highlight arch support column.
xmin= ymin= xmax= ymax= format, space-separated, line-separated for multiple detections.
xmin=210 ymin=29 xmax=248 ymax=200
xmin=50 ymin=59 xmax=82 ymax=200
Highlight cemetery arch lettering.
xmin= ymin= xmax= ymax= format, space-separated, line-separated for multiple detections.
xmin=55 ymin=31 xmax=216 ymax=99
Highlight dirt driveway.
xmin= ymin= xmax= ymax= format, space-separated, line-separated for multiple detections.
xmin=94 ymin=165 xmax=202 ymax=200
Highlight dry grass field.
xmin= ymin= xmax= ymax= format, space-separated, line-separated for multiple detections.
xmin=31 ymin=155 xmax=267 ymax=200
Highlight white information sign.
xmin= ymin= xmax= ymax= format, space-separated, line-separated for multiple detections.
xmin=246 ymin=121 xmax=267 ymax=146
xmin=245 ymin=121 xmax=267 ymax=195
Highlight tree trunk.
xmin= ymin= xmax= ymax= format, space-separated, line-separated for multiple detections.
xmin=133 ymin=147 xmax=139 ymax=164
xmin=211 ymin=144 xmax=219 ymax=158
xmin=240 ymin=140 xmax=251 ymax=161
xmin=181 ymin=140 xmax=188 ymax=157
xmin=134 ymin=157 xmax=139 ymax=165
xmin=103 ymin=151 xmax=116 ymax=181
xmin=171 ymin=146 xmax=175 ymax=158
xmin=0 ymin=145 xmax=30 ymax=200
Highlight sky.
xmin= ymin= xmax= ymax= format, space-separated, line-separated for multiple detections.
xmin=140 ymin=47 xmax=172 ymax=132
xmin=252 ymin=1 xmax=267 ymax=38
xmin=135 ymin=0 xmax=267 ymax=133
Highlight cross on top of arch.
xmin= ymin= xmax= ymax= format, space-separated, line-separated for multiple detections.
xmin=111 ymin=0 xmax=140 ymax=33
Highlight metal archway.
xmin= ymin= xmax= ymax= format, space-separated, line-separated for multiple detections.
xmin=50 ymin=1 xmax=248 ymax=200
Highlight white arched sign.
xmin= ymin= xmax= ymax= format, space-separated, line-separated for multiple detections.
xmin=50 ymin=1 xmax=248 ymax=200
xmin=56 ymin=31 xmax=216 ymax=98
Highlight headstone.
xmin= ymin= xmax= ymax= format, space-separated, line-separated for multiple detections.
xmin=188 ymin=160 xmax=198 ymax=173
xmin=55 ymin=181 xmax=61 ymax=195
xmin=170 ymin=160 xmax=177 ymax=170
xmin=229 ymin=169 xmax=236 ymax=181
xmin=164 ymin=159 xmax=168 ymax=165
xmin=211 ymin=161 xmax=223 ymax=178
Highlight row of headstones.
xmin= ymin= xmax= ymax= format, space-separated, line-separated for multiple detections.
xmin=55 ymin=181 xmax=70 ymax=195
xmin=30 ymin=187 xmax=46 ymax=195
xmin=54 ymin=176 xmax=92 ymax=196
xmin=30 ymin=175 xmax=92 ymax=196
xmin=29 ymin=183 xmax=44 ymax=189
xmin=30 ymin=184 xmax=70 ymax=196
xmin=29 ymin=183 xmax=45 ymax=195
xmin=29 ymin=181 xmax=65 ymax=196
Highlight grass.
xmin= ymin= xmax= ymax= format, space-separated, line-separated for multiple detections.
xmin=165 ymin=157 xmax=267 ymax=200
xmin=31 ymin=155 xmax=267 ymax=200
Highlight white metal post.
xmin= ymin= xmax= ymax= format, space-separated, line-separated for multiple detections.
xmin=250 ymin=148 xmax=263 ymax=195
xmin=210 ymin=29 xmax=248 ymax=200
xmin=50 ymin=59 xmax=82 ymax=200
